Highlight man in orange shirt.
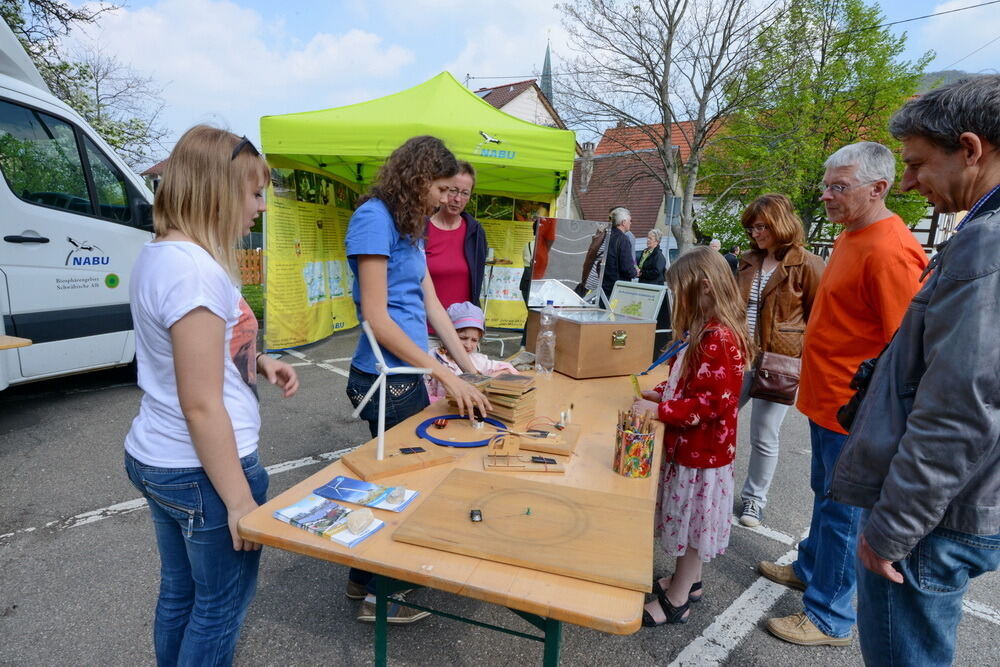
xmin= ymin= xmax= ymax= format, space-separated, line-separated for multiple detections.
xmin=760 ymin=142 xmax=928 ymax=646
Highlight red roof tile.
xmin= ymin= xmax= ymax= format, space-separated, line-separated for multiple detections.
xmin=473 ymin=79 xmax=537 ymax=109
xmin=141 ymin=158 xmax=168 ymax=176
xmin=596 ymin=121 xmax=702 ymax=162
xmin=572 ymin=151 xmax=667 ymax=237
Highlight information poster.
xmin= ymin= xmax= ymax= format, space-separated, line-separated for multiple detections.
xmin=474 ymin=196 xmax=552 ymax=329
xmin=263 ymin=158 xmax=360 ymax=350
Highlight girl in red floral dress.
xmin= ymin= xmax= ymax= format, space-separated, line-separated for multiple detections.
xmin=632 ymin=246 xmax=752 ymax=627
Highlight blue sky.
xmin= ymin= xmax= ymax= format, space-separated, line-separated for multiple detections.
xmin=63 ymin=0 xmax=1000 ymax=165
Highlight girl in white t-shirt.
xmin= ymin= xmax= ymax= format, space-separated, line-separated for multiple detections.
xmin=124 ymin=125 xmax=298 ymax=666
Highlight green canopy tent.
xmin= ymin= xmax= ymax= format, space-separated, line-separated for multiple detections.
xmin=260 ymin=71 xmax=577 ymax=196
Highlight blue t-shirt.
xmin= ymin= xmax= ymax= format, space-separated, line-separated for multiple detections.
xmin=346 ymin=198 xmax=428 ymax=373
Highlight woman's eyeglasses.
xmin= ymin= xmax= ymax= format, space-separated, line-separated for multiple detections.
xmin=447 ymin=187 xmax=472 ymax=199
xmin=745 ymin=224 xmax=768 ymax=235
xmin=231 ymin=136 xmax=261 ymax=161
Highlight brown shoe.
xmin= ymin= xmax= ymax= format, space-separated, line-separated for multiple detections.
xmin=767 ymin=612 xmax=851 ymax=646
xmin=357 ymin=592 xmax=430 ymax=624
xmin=758 ymin=561 xmax=806 ymax=592
xmin=345 ymin=580 xmax=367 ymax=600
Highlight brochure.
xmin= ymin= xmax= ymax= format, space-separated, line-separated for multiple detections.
xmin=313 ymin=475 xmax=418 ymax=512
xmin=273 ymin=494 xmax=383 ymax=548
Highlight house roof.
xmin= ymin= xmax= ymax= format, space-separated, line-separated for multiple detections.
xmin=572 ymin=151 xmax=667 ymax=237
xmin=141 ymin=158 xmax=168 ymax=176
xmin=473 ymin=79 xmax=537 ymax=109
xmin=595 ymin=121 xmax=703 ymax=163
xmin=473 ymin=78 xmax=568 ymax=130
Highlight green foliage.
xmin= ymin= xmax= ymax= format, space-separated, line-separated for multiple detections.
xmin=0 ymin=126 xmax=88 ymax=199
xmin=241 ymin=284 xmax=263 ymax=321
xmin=2 ymin=1 xmax=165 ymax=169
xmin=701 ymin=0 xmax=931 ymax=242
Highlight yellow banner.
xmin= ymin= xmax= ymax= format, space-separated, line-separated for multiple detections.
xmin=263 ymin=159 xmax=359 ymax=350
xmin=474 ymin=195 xmax=552 ymax=329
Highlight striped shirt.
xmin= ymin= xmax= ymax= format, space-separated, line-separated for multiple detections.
xmin=747 ymin=267 xmax=775 ymax=342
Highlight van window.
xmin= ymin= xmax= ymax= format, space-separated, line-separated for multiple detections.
xmin=84 ymin=137 xmax=131 ymax=222
xmin=0 ymin=100 xmax=91 ymax=214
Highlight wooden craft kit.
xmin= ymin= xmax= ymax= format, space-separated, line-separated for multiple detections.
xmin=342 ymin=443 xmax=454 ymax=482
xmin=482 ymin=432 xmax=566 ymax=473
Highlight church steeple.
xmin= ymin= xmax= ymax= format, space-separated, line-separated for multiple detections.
xmin=540 ymin=40 xmax=553 ymax=103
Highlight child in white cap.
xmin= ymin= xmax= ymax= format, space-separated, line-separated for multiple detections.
xmin=425 ymin=302 xmax=518 ymax=403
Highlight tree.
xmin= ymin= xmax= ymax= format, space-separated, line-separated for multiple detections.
xmin=558 ymin=0 xmax=785 ymax=254
xmin=700 ymin=0 xmax=931 ymax=241
xmin=64 ymin=47 xmax=168 ymax=168
xmin=2 ymin=1 xmax=166 ymax=168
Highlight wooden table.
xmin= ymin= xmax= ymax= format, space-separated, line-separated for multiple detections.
xmin=0 ymin=335 xmax=31 ymax=350
xmin=240 ymin=371 xmax=665 ymax=666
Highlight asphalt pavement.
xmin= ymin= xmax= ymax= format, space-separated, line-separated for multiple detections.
xmin=1 ymin=328 xmax=998 ymax=666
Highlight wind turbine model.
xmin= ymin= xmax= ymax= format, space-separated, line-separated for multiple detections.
xmin=350 ymin=320 xmax=432 ymax=461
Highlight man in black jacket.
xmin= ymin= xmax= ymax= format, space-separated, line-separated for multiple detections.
xmin=602 ymin=207 xmax=637 ymax=300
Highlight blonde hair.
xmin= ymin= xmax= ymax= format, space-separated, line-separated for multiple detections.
xmin=153 ymin=125 xmax=270 ymax=280
xmin=666 ymin=246 xmax=753 ymax=378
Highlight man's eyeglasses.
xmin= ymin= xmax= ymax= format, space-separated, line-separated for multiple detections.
xmin=447 ymin=187 xmax=472 ymax=199
xmin=231 ymin=136 xmax=261 ymax=161
xmin=816 ymin=179 xmax=878 ymax=194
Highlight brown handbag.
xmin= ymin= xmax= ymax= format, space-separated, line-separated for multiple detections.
xmin=748 ymin=351 xmax=801 ymax=405
xmin=747 ymin=267 xmax=801 ymax=405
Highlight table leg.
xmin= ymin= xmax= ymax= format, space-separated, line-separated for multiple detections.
xmin=375 ymin=576 xmax=389 ymax=667
xmin=542 ymin=617 xmax=562 ymax=667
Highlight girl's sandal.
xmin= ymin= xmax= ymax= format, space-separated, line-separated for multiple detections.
xmin=652 ymin=576 xmax=704 ymax=603
xmin=642 ymin=593 xmax=690 ymax=627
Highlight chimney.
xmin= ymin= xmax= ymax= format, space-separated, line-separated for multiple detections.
xmin=579 ymin=142 xmax=595 ymax=192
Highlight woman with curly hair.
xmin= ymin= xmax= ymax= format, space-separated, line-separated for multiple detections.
xmin=344 ymin=135 xmax=490 ymax=623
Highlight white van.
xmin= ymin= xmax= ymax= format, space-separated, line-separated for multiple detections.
xmin=0 ymin=21 xmax=153 ymax=391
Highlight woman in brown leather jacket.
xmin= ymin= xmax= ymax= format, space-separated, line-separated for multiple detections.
xmin=735 ymin=194 xmax=824 ymax=527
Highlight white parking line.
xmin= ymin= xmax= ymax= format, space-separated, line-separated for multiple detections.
xmin=677 ymin=522 xmax=1000 ymax=664
xmin=0 ymin=445 xmax=360 ymax=543
xmin=670 ymin=549 xmax=799 ymax=666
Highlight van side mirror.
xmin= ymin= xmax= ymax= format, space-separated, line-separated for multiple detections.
xmin=137 ymin=202 xmax=154 ymax=232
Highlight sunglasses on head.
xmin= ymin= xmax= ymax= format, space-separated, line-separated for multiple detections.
xmin=231 ymin=136 xmax=260 ymax=161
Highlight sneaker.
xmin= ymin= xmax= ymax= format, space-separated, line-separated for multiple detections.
xmin=345 ymin=580 xmax=367 ymax=600
xmin=767 ymin=612 xmax=851 ymax=646
xmin=758 ymin=561 xmax=806 ymax=592
xmin=356 ymin=592 xmax=430 ymax=624
xmin=739 ymin=499 xmax=763 ymax=527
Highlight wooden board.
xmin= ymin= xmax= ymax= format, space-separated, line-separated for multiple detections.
xmin=517 ymin=424 xmax=581 ymax=457
xmin=483 ymin=455 xmax=565 ymax=473
xmin=341 ymin=444 xmax=454 ymax=482
xmin=393 ymin=469 xmax=653 ymax=592
xmin=0 ymin=335 xmax=31 ymax=350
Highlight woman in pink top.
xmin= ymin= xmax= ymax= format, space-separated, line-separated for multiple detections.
xmin=425 ymin=161 xmax=487 ymax=314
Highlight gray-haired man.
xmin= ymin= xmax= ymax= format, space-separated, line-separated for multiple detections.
xmin=831 ymin=75 xmax=1000 ymax=666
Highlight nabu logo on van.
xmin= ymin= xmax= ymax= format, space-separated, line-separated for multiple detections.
xmin=65 ymin=237 xmax=109 ymax=266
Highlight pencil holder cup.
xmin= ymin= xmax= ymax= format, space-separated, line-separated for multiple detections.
xmin=613 ymin=426 xmax=655 ymax=478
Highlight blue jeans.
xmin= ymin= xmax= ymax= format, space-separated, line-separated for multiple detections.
xmin=792 ymin=420 xmax=862 ymax=638
xmin=125 ymin=451 xmax=268 ymax=667
xmin=345 ymin=366 xmax=429 ymax=590
xmin=857 ymin=517 xmax=1000 ymax=666
xmin=346 ymin=366 xmax=430 ymax=439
